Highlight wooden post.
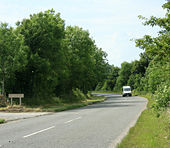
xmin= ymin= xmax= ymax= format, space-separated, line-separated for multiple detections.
xmin=19 ymin=97 xmax=21 ymax=105
xmin=11 ymin=98 xmax=13 ymax=106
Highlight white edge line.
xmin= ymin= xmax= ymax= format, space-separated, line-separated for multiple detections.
xmin=64 ymin=116 xmax=82 ymax=124
xmin=23 ymin=126 xmax=55 ymax=138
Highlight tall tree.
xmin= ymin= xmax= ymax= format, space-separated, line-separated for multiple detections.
xmin=61 ymin=26 xmax=107 ymax=97
xmin=99 ymin=65 xmax=120 ymax=91
xmin=0 ymin=23 xmax=27 ymax=95
xmin=135 ymin=1 xmax=170 ymax=93
xmin=16 ymin=9 xmax=65 ymax=99
xmin=133 ymin=1 xmax=170 ymax=113
xmin=114 ymin=62 xmax=132 ymax=91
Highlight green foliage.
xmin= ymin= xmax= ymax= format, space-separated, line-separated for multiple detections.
xmin=0 ymin=118 xmax=5 ymax=124
xmin=0 ymin=95 xmax=7 ymax=107
xmin=0 ymin=23 xmax=28 ymax=95
xmin=142 ymin=58 xmax=170 ymax=93
xmin=61 ymin=26 xmax=107 ymax=96
xmin=127 ymin=59 xmax=148 ymax=90
xmin=135 ymin=1 xmax=170 ymax=114
xmin=101 ymin=80 xmax=110 ymax=91
xmin=0 ymin=9 xmax=108 ymax=104
xmin=72 ymin=88 xmax=86 ymax=101
xmin=16 ymin=9 xmax=65 ymax=98
xmin=95 ymin=65 xmax=120 ymax=91
xmin=153 ymin=82 xmax=170 ymax=116
xmin=95 ymin=1 xmax=170 ymax=117
xmin=114 ymin=62 xmax=132 ymax=91
xmin=95 ymin=82 xmax=103 ymax=91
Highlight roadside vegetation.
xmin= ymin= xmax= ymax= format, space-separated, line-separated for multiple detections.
xmin=117 ymin=94 xmax=170 ymax=148
xmin=0 ymin=118 xmax=5 ymax=124
xmin=0 ymin=0 xmax=169 ymax=146
xmin=96 ymin=1 xmax=169 ymax=113
xmin=0 ymin=94 xmax=105 ymax=112
xmin=0 ymin=10 xmax=107 ymax=106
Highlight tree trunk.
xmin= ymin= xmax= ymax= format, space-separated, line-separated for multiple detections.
xmin=2 ymin=73 xmax=5 ymax=96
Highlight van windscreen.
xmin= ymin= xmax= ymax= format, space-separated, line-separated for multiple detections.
xmin=123 ymin=88 xmax=131 ymax=91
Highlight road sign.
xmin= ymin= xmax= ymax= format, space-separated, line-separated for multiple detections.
xmin=8 ymin=94 xmax=24 ymax=105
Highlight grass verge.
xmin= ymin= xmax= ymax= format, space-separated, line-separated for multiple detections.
xmin=0 ymin=95 xmax=106 ymax=112
xmin=117 ymin=94 xmax=170 ymax=148
xmin=0 ymin=118 xmax=5 ymax=124
xmin=42 ymin=95 xmax=106 ymax=112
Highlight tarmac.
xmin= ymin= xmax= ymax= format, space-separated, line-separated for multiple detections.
xmin=0 ymin=112 xmax=52 ymax=122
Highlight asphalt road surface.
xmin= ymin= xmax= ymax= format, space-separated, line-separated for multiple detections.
xmin=0 ymin=94 xmax=147 ymax=148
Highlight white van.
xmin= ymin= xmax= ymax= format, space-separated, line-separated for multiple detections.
xmin=122 ymin=86 xmax=132 ymax=97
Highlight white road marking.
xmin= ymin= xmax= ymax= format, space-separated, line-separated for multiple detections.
xmin=64 ymin=117 xmax=82 ymax=124
xmin=23 ymin=126 xmax=55 ymax=138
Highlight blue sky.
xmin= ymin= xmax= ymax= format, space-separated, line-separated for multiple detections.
xmin=0 ymin=0 xmax=166 ymax=67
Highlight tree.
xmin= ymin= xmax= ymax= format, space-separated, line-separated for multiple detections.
xmin=63 ymin=26 xmax=107 ymax=97
xmin=114 ymin=62 xmax=132 ymax=91
xmin=16 ymin=9 xmax=65 ymax=99
xmin=0 ymin=23 xmax=27 ymax=95
xmin=100 ymin=65 xmax=120 ymax=91
xmin=135 ymin=1 xmax=170 ymax=93
xmin=134 ymin=1 xmax=170 ymax=112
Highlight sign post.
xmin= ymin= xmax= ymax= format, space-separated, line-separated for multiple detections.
xmin=8 ymin=94 xmax=24 ymax=106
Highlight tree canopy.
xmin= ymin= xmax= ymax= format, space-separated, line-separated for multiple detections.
xmin=0 ymin=9 xmax=108 ymax=104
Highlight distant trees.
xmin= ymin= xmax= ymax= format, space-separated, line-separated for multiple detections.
xmin=114 ymin=62 xmax=132 ymax=91
xmin=0 ymin=9 xmax=108 ymax=104
xmin=95 ymin=65 xmax=120 ymax=91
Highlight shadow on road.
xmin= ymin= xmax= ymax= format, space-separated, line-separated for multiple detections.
xmin=81 ymin=94 xmax=146 ymax=110
xmin=82 ymin=104 xmax=135 ymax=109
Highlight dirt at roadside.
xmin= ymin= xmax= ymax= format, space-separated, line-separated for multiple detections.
xmin=0 ymin=106 xmax=43 ymax=113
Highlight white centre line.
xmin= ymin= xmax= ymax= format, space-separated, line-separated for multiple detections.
xmin=23 ymin=126 xmax=55 ymax=138
xmin=64 ymin=116 xmax=82 ymax=124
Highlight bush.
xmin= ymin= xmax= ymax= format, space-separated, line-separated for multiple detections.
xmin=72 ymin=88 xmax=86 ymax=101
xmin=51 ymin=97 xmax=62 ymax=104
xmin=86 ymin=91 xmax=92 ymax=99
xmin=0 ymin=95 xmax=7 ymax=107
xmin=95 ymin=82 xmax=103 ymax=91
xmin=0 ymin=118 xmax=5 ymax=124
xmin=153 ymin=82 xmax=170 ymax=116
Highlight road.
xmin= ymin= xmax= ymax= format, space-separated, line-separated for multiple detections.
xmin=0 ymin=94 xmax=147 ymax=148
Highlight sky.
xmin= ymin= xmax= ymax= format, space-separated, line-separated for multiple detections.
xmin=0 ymin=0 xmax=166 ymax=67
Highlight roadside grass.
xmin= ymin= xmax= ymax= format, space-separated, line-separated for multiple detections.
xmin=40 ymin=95 xmax=106 ymax=112
xmin=0 ymin=118 xmax=5 ymax=124
xmin=117 ymin=94 xmax=170 ymax=148
xmin=0 ymin=95 xmax=106 ymax=112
